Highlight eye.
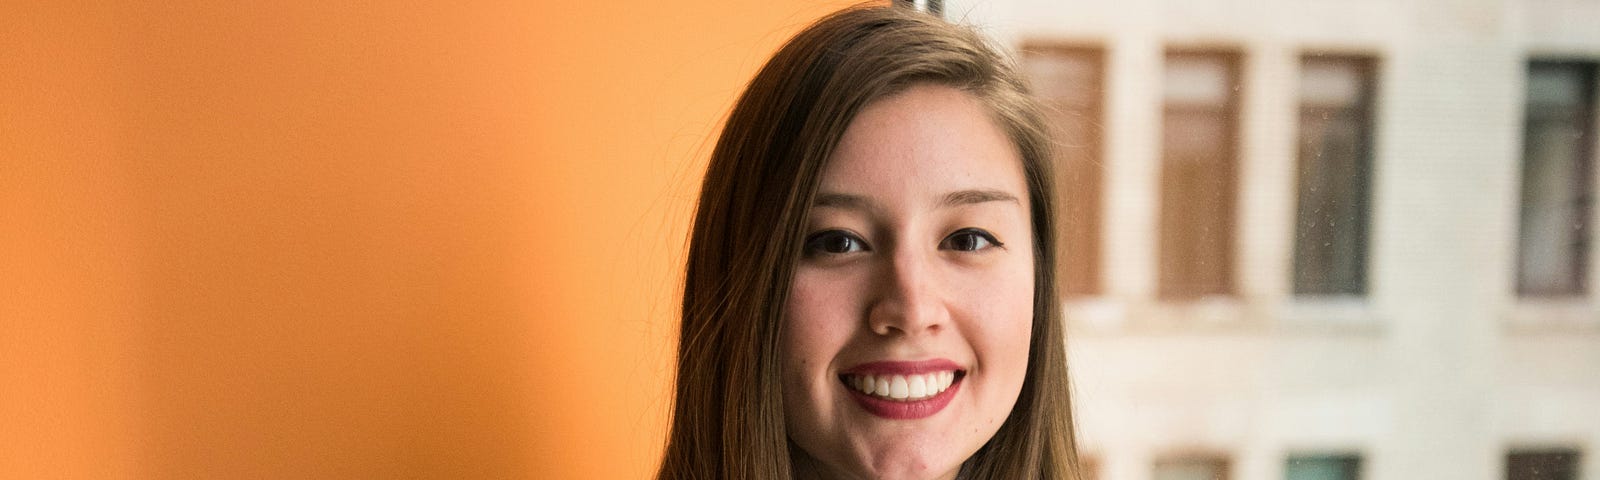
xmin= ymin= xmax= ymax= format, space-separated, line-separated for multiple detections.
xmin=803 ymin=230 xmax=870 ymax=257
xmin=940 ymin=228 xmax=1004 ymax=252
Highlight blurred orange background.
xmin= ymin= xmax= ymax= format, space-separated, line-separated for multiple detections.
xmin=2 ymin=1 xmax=860 ymax=478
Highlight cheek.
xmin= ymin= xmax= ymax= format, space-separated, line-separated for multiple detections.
xmin=782 ymin=272 xmax=857 ymax=385
xmin=967 ymin=259 xmax=1035 ymax=382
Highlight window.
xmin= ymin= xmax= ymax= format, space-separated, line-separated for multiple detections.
xmin=1294 ymin=55 xmax=1377 ymax=296
xmin=1507 ymin=448 xmax=1581 ymax=480
xmin=1518 ymin=61 xmax=1597 ymax=297
xmin=1155 ymin=456 xmax=1230 ymax=480
xmin=1160 ymin=50 xmax=1242 ymax=298
xmin=1023 ymin=45 xmax=1106 ymax=297
xmin=1286 ymin=453 xmax=1361 ymax=480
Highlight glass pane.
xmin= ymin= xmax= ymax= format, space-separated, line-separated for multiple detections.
xmin=1300 ymin=59 xmax=1366 ymax=107
xmin=1517 ymin=62 xmax=1595 ymax=297
xmin=1286 ymin=454 xmax=1361 ymax=480
xmin=1026 ymin=49 xmax=1101 ymax=108
xmin=1025 ymin=47 xmax=1105 ymax=296
xmin=1529 ymin=66 xmax=1586 ymax=107
xmin=1160 ymin=51 xmax=1239 ymax=298
xmin=1166 ymin=56 xmax=1232 ymax=106
xmin=1166 ymin=111 xmax=1229 ymax=156
xmin=1507 ymin=449 xmax=1580 ymax=480
xmin=1155 ymin=457 xmax=1229 ymax=480
xmin=1294 ymin=56 xmax=1374 ymax=296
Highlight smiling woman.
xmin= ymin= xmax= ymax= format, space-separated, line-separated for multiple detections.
xmin=784 ymin=84 xmax=1040 ymax=479
xmin=658 ymin=5 xmax=1081 ymax=480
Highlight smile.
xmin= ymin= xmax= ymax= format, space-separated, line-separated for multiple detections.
xmin=837 ymin=359 xmax=966 ymax=419
xmin=842 ymin=371 xmax=957 ymax=401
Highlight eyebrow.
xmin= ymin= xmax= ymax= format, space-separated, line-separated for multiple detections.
xmin=811 ymin=189 xmax=1021 ymax=210
xmin=939 ymin=189 xmax=1020 ymax=208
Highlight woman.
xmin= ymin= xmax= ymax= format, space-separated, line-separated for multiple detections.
xmin=659 ymin=5 xmax=1080 ymax=479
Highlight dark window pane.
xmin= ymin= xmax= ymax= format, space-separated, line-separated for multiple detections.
xmin=1293 ymin=55 xmax=1376 ymax=295
xmin=1507 ymin=449 xmax=1580 ymax=480
xmin=1286 ymin=454 xmax=1361 ymax=480
xmin=1517 ymin=62 xmax=1595 ymax=297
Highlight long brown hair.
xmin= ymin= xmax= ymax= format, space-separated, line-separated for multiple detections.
xmin=659 ymin=5 xmax=1080 ymax=479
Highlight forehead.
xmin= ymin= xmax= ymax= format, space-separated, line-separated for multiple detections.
xmin=821 ymin=84 xmax=1027 ymax=202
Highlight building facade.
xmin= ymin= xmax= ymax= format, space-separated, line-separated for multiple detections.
xmin=940 ymin=0 xmax=1600 ymax=478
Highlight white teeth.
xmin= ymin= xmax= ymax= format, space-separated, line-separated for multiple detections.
xmin=889 ymin=376 xmax=909 ymax=399
xmin=908 ymin=375 xmax=927 ymax=398
xmin=844 ymin=371 xmax=959 ymax=402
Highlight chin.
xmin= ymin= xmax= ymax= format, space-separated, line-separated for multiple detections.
xmin=852 ymin=445 xmax=963 ymax=480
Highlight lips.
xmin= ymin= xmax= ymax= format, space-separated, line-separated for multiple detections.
xmin=838 ymin=359 xmax=965 ymax=419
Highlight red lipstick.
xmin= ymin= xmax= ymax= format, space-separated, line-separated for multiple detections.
xmin=839 ymin=359 xmax=965 ymax=420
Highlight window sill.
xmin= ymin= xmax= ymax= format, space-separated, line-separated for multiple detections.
xmin=1063 ymin=295 xmax=1383 ymax=335
xmin=1277 ymin=295 xmax=1384 ymax=334
xmin=1504 ymin=298 xmax=1600 ymax=334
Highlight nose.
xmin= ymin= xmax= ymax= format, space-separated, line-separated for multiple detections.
xmin=867 ymin=246 xmax=948 ymax=337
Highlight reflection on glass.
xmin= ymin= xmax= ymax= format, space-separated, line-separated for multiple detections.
xmin=1160 ymin=50 xmax=1241 ymax=299
xmin=1286 ymin=453 xmax=1361 ymax=480
xmin=1294 ymin=55 xmax=1377 ymax=296
xmin=1506 ymin=449 xmax=1580 ymax=480
xmin=1517 ymin=62 xmax=1596 ymax=297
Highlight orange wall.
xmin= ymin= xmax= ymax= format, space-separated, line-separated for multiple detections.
xmin=1 ymin=1 xmax=861 ymax=478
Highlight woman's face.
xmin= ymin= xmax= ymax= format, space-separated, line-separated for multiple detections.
xmin=782 ymin=84 xmax=1035 ymax=480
